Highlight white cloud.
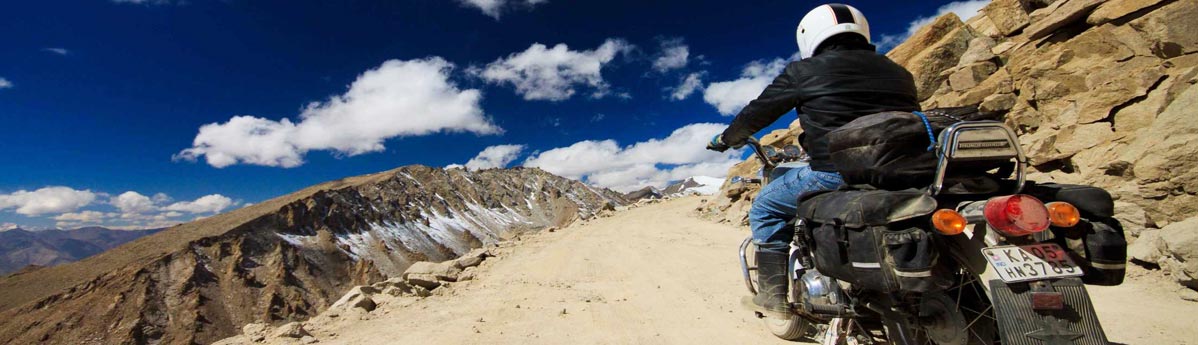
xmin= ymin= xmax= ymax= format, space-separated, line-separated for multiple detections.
xmin=523 ymin=123 xmax=741 ymax=192
xmin=475 ymin=39 xmax=633 ymax=101
xmin=670 ymin=72 xmax=704 ymax=101
xmin=463 ymin=144 xmax=526 ymax=170
xmin=111 ymin=191 xmax=156 ymax=215
xmin=165 ymin=194 xmax=235 ymax=214
xmin=652 ymin=38 xmax=689 ymax=73
xmin=176 ymin=57 xmax=500 ymax=168
xmin=53 ymin=210 xmax=111 ymax=224
xmin=0 ymin=187 xmax=97 ymax=216
xmin=42 ymin=48 xmax=69 ymax=56
xmin=703 ymin=56 xmax=792 ymax=115
xmin=876 ymin=0 xmax=988 ymax=51
xmin=0 ymin=78 xmax=12 ymax=89
xmin=456 ymin=0 xmax=547 ymax=19
xmin=1 ymin=223 xmax=19 ymax=231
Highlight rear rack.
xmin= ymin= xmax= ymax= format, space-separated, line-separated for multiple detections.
xmin=929 ymin=121 xmax=1027 ymax=196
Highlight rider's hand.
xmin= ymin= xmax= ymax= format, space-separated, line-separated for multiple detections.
xmin=707 ymin=134 xmax=731 ymax=152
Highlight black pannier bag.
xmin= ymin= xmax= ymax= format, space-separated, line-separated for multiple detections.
xmin=827 ymin=106 xmax=1004 ymax=190
xmin=795 ymin=189 xmax=950 ymax=293
xmin=1024 ymin=183 xmax=1127 ymax=286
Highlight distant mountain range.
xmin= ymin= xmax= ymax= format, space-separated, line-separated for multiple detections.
xmin=0 ymin=227 xmax=162 ymax=276
xmin=624 ymin=176 xmax=724 ymax=202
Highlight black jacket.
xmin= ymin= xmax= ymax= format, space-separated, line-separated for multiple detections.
xmin=721 ymin=47 xmax=919 ymax=172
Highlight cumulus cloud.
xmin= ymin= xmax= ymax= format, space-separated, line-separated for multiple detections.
xmin=523 ymin=123 xmax=741 ymax=192
xmin=475 ymin=39 xmax=634 ymax=101
xmin=875 ymin=0 xmax=988 ymax=51
xmin=42 ymin=48 xmax=69 ymax=56
xmin=164 ymin=194 xmax=235 ymax=214
xmin=176 ymin=58 xmax=500 ymax=168
xmin=462 ymin=144 xmax=527 ymax=170
xmin=52 ymin=210 xmax=111 ymax=224
xmin=111 ymin=191 xmax=156 ymax=215
xmin=670 ymin=72 xmax=704 ymax=101
xmin=652 ymin=38 xmax=690 ymax=73
xmin=0 ymin=78 xmax=12 ymax=89
xmin=703 ymin=56 xmax=793 ymax=115
xmin=456 ymin=0 xmax=547 ymax=19
xmin=0 ymin=187 xmax=97 ymax=216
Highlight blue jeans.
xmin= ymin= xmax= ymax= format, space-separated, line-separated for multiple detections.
xmin=750 ymin=165 xmax=844 ymax=254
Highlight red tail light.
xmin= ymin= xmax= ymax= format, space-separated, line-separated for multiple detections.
xmin=984 ymin=194 xmax=1050 ymax=237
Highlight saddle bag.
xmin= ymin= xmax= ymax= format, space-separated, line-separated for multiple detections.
xmin=1025 ymin=183 xmax=1127 ymax=286
xmin=827 ymin=107 xmax=1005 ymax=190
xmin=795 ymin=189 xmax=948 ymax=293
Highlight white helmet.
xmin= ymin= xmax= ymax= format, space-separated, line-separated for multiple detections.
xmin=795 ymin=4 xmax=871 ymax=60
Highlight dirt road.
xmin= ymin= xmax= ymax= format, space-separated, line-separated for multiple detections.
xmin=269 ymin=197 xmax=1198 ymax=345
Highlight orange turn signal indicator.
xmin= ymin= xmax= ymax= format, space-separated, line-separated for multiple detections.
xmin=1046 ymin=202 xmax=1081 ymax=228
xmin=932 ymin=209 xmax=967 ymax=235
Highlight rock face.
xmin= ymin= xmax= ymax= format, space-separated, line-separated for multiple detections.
xmin=703 ymin=0 xmax=1198 ymax=290
xmin=0 ymin=166 xmax=625 ymax=345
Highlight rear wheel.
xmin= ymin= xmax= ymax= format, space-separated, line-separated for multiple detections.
xmin=913 ymin=271 xmax=999 ymax=345
xmin=765 ymin=314 xmax=812 ymax=340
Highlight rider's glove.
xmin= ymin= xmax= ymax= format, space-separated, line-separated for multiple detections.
xmin=707 ymin=134 xmax=731 ymax=152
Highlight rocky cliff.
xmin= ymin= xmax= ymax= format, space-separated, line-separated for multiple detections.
xmin=0 ymin=166 xmax=624 ymax=344
xmin=702 ymin=0 xmax=1197 ymax=289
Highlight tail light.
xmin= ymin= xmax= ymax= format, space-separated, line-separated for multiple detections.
xmin=984 ymin=194 xmax=1050 ymax=237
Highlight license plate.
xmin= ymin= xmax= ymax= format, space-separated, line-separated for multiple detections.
xmin=982 ymin=244 xmax=1083 ymax=283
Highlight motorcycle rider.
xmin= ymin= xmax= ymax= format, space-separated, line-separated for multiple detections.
xmin=706 ymin=3 xmax=920 ymax=319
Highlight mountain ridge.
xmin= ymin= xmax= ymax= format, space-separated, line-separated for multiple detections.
xmin=0 ymin=165 xmax=626 ymax=344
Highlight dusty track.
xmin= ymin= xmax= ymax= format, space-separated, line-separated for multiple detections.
xmin=267 ymin=197 xmax=1198 ymax=345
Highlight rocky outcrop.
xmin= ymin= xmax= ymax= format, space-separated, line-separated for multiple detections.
xmin=703 ymin=0 xmax=1198 ymax=291
xmin=0 ymin=166 xmax=625 ymax=345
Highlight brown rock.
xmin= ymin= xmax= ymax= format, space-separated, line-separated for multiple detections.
xmin=980 ymin=93 xmax=1018 ymax=112
xmin=1159 ymin=217 xmax=1198 ymax=289
xmin=1026 ymin=0 xmax=1106 ymax=40
xmin=403 ymin=261 xmax=462 ymax=282
xmin=1129 ymin=229 xmax=1165 ymax=263
xmin=1128 ymin=0 xmax=1198 ymax=58
xmin=965 ymin=13 xmax=1002 ymax=38
xmin=242 ymin=323 xmax=269 ymax=342
xmin=1088 ymin=0 xmax=1167 ymax=25
xmin=271 ymin=322 xmax=310 ymax=339
xmin=898 ymin=18 xmax=976 ymax=100
xmin=959 ymin=37 xmax=998 ymax=65
xmin=1054 ymin=123 xmax=1115 ymax=158
xmin=948 ymin=62 xmax=999 ymax=92
xmin=329 ymin=286 xmax=377 ymax=312
xmin=984 ymin=0 xmax=1032 ymax=36
xmin=888 ymin=13 xmax=966 ymax=67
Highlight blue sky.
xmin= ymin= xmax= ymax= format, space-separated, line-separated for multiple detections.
xmin=0 ymin=0 xmax=986 ymax=229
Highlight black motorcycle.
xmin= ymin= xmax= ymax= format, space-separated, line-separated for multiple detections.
xmin=737 ymin=120 xmax=1126 ymax=345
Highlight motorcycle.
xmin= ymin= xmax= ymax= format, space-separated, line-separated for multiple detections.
xmin=736 ymin=120 xmax=1125 ymax=345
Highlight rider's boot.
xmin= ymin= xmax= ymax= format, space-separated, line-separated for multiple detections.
xmin=742 ymin=249 xmax=793 ymax=319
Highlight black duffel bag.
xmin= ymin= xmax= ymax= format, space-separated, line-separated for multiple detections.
xmin=795 ymin=188 xmax=950 ymax=293
xmin=827 ymin=106 xmax=1002 ymax=190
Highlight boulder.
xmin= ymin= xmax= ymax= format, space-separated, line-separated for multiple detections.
xmin=1026 ymin=0 xmax=1106 ymax=40
xmin=959 ymin=37 xmax=998 ymax=65
xmin=1159 ymin=217 xmax=1198 ymax=289
xmin=1121 ymin=83 xmax=1198 ymax=223
xmin=904 ymin=20 xmax=975 ymax=100
xmin=1113 ymin=201 xmax=1151 ymax=237
xmin=271 ymin=322 xmax=310 ymax=339
xmin=1129 ymin=229 xmax=1165 ymax=263
xmin=984 ymin=0 xmax=1032 ymax=36
xmin=242 ymin=323 xmax=270 ymax=342
xmin=1088 ymin=0 xmax=1167 ymax=25
xmin=948 ymin=62 xmax=999 ymax=92
xmin=329 ymin=286 xmax=377 ymax=312
xmin=965 ymin=13 xmax=1002 ymax=38
xmin=404 ymin=261 xmax=462 ymax=281
xmin=980 ymin=93 xmax=1018 ymax=112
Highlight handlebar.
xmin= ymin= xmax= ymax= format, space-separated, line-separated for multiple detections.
xmin=744 ymin=137 xmax=776 ymax=170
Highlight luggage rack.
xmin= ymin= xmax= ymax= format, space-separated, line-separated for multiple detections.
xmin=928 ymin=121 xmax=1028 ymax=196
